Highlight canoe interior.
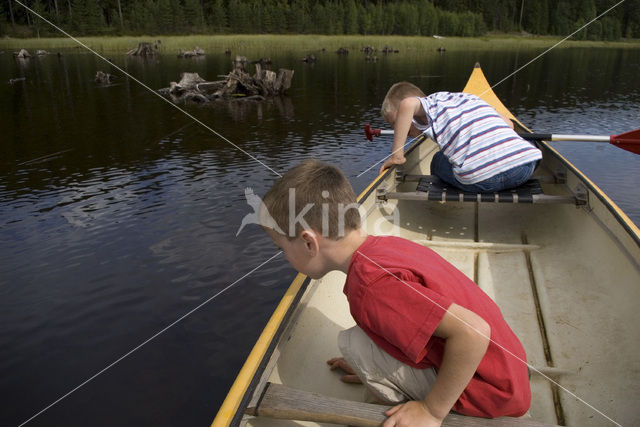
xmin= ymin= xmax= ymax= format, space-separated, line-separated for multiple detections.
xmin=241 ymin=135 xmax=640 ymax=427
xmin=221 ymin=64 xmax=640 ymax=427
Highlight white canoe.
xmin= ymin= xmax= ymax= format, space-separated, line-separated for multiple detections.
xmin=213 ymin=64 xmax=640 ymax=427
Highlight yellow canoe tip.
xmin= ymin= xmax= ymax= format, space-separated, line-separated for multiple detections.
xmin=474 ymin=62 xmax=481 ymax=68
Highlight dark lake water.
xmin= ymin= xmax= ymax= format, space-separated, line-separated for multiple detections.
xmin=1 ymin=44 xmax=639 ymax=426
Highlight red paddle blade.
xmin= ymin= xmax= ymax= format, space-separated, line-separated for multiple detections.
xmin=611 ymin=128 xmax=640 ymax=155
xmin=364 ymin=123 xmax=381 ymax=142
xmin=364 ymin=123 xmax=373 ymax=141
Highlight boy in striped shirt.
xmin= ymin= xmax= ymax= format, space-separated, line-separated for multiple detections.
xmin=380 ymin=82 xmax=542 ymax=192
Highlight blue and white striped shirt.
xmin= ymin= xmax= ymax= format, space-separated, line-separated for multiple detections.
xmin=414 ymin=92 xmax=542 ymax=185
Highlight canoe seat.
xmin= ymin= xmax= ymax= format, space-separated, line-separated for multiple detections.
xmin=246 ymin=382 xmax=560 ymax=426
xmin=378 ymin=175 xmax=582 ymax=205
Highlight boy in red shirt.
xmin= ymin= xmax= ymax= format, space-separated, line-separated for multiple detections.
xmin=260 ymin=159 xmax=530 ymax=426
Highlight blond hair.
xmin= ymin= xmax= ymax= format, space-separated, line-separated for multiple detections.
xmin=262 ymin=159 xmax=361 ymax=240
xmin=381 ymin=81 xmax=426 ymax=118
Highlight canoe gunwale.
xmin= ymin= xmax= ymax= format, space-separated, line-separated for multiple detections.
xmin=211 ymin=274 xmax=312 ymax=427
xmin=535 ymin=140 xmax=640 ymax=250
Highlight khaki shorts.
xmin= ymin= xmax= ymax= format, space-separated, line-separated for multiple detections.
xmin=338 ymin=326 xmax=437 ymax=404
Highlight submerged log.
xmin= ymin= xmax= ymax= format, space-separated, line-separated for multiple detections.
xmin=95 ymin=71 xmax=114 ymax=84
xmin=302 ymin=54 xmax=316 ymax=63
xmin=36 ymin=49 xmax=49 ymax=56
xmin=178 ymin=46 xmax=205 ymax=58
xmin=127 ymin=42 xmax=158 ymax=57
xmin=381 ymin=45 xmax=399 ymax=54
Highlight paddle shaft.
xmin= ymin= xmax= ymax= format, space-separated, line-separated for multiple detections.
xmin=374 ymin=129 xmax=610 ymax=142
xmin=521 ymin=133 xmax=609 ymax=143
xmin=364 ymin=124 xmax=640 ymax=155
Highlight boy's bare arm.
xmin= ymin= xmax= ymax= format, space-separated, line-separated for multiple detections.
xmin=379 ymin=97 xmax=423 ymax=174
xmin=383 ymin=303 xmax=490 ymax=427
xmin=391 ymin=97 xmax=421 ymax=159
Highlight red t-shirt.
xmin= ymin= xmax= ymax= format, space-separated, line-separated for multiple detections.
xmin=344 ymin=235 xmax=531 ymax=418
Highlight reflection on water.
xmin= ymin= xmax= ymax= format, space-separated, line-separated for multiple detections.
xmin=1 ymin=46 xmax=639 ymax=426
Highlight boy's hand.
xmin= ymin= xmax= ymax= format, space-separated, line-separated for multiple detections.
xmin=326 ymin=357 xmax=362 ymax=383
xmin=379 ymin=156 xmax=406 ymax=175
xmin=383 ymin=401 xmax=443 ymax=427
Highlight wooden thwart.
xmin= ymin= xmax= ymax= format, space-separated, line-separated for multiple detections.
xmin=381 ymin=175 xmax=579 ymax=205
xmin=246 ymin=383 xmax=558 ymax=427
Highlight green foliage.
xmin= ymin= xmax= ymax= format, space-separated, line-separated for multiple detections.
xmin=601 ymin=16 xmax=622 ymax=40
xmin=344 ymin=0 xmax=358 ymax=34
xmin=418 ymin=0 xmax=439 ymax=36
xmin=72 ymin=0 xmax=105 ymax=35
xmin=523 ymin=0 xmax=549 ymax=35
xmin=438 ymin=11 xmax=460 ymax=36
xmin=0 ymin=0 xmax=637 ymax=40
xmin=205 ymin=0 xmax=227 ymax=33
xmin=183 ymin=0 xmax=204 ymax=31
xmin=551 ymin=1 xmax=573 ymax=36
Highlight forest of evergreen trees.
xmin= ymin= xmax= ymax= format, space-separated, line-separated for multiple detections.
xmin=1 ymin=0 xmax=639 ymax=41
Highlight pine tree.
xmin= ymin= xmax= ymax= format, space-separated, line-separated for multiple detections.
xmin=622 ymin=0 xmax=640 ymax=37
xmin=184 ymin=0 xmax=204 ymax=31
xmin=156 ymin=0 xmax=173 ymax=33
xmin=418 ymin=0 xmax=438 ymax=36
xmin=439 ymin=10 xmax=460 ymax=35
xmin=344 ymin=0 xmax=358 ymax=34
xmin=31 ymin=0 xmax=47 ymax=37
xmin=287 ymin=0 xmax=307 ymax=33
xmin=551 ymin=1 xmax=572 ymax=35
xmin=358 ymin=3 xmax=372 ymax=34
xmin=205 ymin=0 xmax=227 ymax=33
xmin=522 ymin=0 xmax=546 ymax=34
xmin=170 ymin=0 xmax=185 ymax=33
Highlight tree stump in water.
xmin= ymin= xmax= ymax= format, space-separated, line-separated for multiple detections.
xmin=233 ymin=55 xmax=248 ymax=71
xmin=127 ymin=42 xmax=158 ymax=57
xmin=95 ymin=71 xmax=114 ymax=84
xmin=14 ymin=49 xmax=31 ymax=59
xmin=158 ymin=60 xmax=294 ymax=104
xmin=381 ymin=45 xmax=399 ymax=54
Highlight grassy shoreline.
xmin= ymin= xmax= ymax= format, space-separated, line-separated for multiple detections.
xmin=2 ymin=34 xmax=639 ymax=54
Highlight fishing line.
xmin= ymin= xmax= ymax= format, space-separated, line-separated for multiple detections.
xmin=13 ymin=0 xmax=282 ymax=178
xmin=356 ymin=250 xmax=622 ymax=426
xmin=356 ymin=134 xmax=422 ymax=177
xmin=483 ymin=0 xmax=626 ymax=95
xmin=18 ymin=250 xmax=283 ymax=427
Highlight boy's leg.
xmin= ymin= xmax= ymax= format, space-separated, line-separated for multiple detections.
xmin=472 ymin=160 xmax=537 ymax=192
xmin=429 ymin=151 xmax=459 ymax=188
xmin=338 ymin=326 xmax=437 ymax=405
xmin=430 ymin=152 xmax=484 ymax=192
xmin=431 ymin=152 xmax=537 ymax=193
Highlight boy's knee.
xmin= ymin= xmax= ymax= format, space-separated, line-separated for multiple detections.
xmin=338 ymin=326 xmax=366 ymax=360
